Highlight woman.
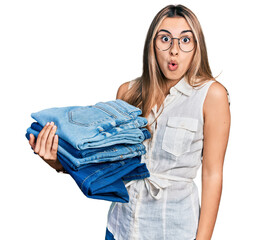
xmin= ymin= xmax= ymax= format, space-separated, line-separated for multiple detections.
xmin=28 ymin=4 xmax=231 ymax=240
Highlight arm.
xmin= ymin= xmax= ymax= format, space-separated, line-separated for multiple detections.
xmin=196 ymin=82 xmax=231 ymax=240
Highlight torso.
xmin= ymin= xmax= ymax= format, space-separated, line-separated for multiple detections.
xmin=106 ymin=77 xmax=220 ymax=240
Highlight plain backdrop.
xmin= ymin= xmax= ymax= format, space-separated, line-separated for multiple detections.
xmin=0 ymin=0 xmax=255 ymax=239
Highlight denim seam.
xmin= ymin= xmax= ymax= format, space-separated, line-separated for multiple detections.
xmin=92 ymin=105 xmax=118 ymax=119
xmin=104 ymin=102 xmax=133 ymax=120
xmin=115 ymin=100 xmax=141 ymax=118
xmin=114 ymin=101 xmax=134 ymax=114
xmin=108 ymin=101 xmax=129 ymax=114
xmin=81 ymin=152 xmax=136 ymax=163
xmin=80 ymin=163 xmax=121 ymax=189
xmin=133 ymin=120 xmax=139 ymax=128
xmin=122 ymin=172 xmax=149 ymax=179
xmin=125 ymin=145 xmax=134 ymax=153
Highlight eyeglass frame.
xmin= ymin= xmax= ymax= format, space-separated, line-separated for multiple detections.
xmin=153 ymin=31 xmax=197 ymax=52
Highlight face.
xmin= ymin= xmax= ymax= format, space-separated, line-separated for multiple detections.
xmin=154 ymin=17 xmax=196 ymax=83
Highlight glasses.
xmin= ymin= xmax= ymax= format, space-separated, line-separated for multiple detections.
xmin=154 ymin=32 xmax=196 ymax=52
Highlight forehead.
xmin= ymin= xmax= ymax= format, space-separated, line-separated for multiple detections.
xmin=157 ymin=17 xmax=192 ymax=35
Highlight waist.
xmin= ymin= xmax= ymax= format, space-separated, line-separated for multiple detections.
xmin=110 ymin=172 xmax=194 ymax=215
xmin=125 ymin=172 xmax=193 ymax=200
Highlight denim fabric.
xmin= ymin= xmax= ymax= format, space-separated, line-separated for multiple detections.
xmin=57 ymin=153 xmax=150 ymax=202
xmin=30 ymin=100 xmax=148 ymax=150
xmin=27 ymin=122 xmax=150 ymax=171
xmin=25 ymin=131 xmax=150 ymax=202
xmin=105 ymin=228 xmax=115 ymax=240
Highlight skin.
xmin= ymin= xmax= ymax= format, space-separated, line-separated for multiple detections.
xmin=29 ymin=122 xmax=64 ymax=172
xmin=117 ymin=17 xmax=231 ymax=240
xmin=28 ymin=16 xmax=231 ymax=240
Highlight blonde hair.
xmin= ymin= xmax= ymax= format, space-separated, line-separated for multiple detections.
xmin=122 ymin=4 xmax=217 ymax=137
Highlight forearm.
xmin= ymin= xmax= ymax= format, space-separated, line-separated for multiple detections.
xmin=196 ymin=174 xmax=223 ymax=240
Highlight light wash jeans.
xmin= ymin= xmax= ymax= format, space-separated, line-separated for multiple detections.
xmin=26 ymin=122 xmax=150 ymax=171
xmin=30 ymin=100 xmax=148 ymax=150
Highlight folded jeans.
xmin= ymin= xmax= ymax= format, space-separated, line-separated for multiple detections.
xmin=26 ymin=122 xmax=151 ymax=171
xmin=30 ymin=100 xmax=148 ymax=150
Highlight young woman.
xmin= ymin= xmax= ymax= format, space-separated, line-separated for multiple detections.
xmin=28 ymin=4 xmax=231 ymax=240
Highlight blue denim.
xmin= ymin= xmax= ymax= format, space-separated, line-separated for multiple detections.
xmin=57 ymin=153 xmax=150 ymax=202
xmin=30 ymin=100 xmax=148 ymax=150
xmin=25 ymin=132 xmax=150 ymax=202
xmin=26 ymin=123 xmax=150 ymax=171
xmin=105 ymin=228 xmax=115 ymax=240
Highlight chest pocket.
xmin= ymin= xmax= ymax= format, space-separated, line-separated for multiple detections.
xmin=162 ymin=116 xmax=198 ymax=157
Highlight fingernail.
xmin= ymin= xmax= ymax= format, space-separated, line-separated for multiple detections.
xmin=46 ymin=122 xmax=50 ymax=126
xmin=52 ymin=125 xmax=56 ymax=130
xmin=50 ymin=121 xmax=54 ymax=126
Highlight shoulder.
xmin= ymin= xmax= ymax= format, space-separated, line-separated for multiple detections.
xmin=116 ymin=81 xmax=130 ymax=100
xmin=116 ymin=78 xmax=139 ymax=100
xmin=205 ymin=80 xmax=229 ymax=105
xmin=203 ymin=80 xmax=230 ymax=121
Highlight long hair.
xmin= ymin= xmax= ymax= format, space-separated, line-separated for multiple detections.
xmin=122 ymin=4 xmax=217 ymax=136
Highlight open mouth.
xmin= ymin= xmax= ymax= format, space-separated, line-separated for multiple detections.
xmin=168 ymin=62 xmax=178 ymax=71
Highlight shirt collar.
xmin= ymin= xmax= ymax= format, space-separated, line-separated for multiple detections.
xmin=169 ymin=76 xmax=193 ymax=96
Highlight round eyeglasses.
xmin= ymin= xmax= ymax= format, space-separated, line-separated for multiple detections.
xmin=154 ymin=33 xmax=196 ymax=52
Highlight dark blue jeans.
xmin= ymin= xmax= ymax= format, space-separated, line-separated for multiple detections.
xmin=57 ymin=153 xmax=150 ymax=202
xmin=105 ymin=228 xmax=115 ymax=240
xmin=25 ymin=131 xmax=150 ymax=202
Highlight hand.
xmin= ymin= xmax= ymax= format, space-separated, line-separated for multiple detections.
xmin=28 ymin=121 xmax=65 ymax=172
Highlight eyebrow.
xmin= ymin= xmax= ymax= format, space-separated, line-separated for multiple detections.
xmin=158 ymin=29 xmax=193 ymax=35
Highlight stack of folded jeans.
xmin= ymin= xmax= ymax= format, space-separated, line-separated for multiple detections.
xmin=25 ymin=99 xmax=151 ymax=203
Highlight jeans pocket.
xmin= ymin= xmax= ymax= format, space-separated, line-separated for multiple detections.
xmin=162 ymin=116 xmax=198 ymax=157
xmin=68 ymin=106 xmax=116 ymax=127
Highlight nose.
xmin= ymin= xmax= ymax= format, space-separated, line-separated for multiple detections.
xmin=169 ymin=38 xmax=179 ymax=56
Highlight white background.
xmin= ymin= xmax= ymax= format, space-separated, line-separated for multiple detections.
xmin=0 ymin=0 xmax=255 ymax=239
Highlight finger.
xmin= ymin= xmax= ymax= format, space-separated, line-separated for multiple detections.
xmin=34 ymin=122 xmax=50 ymax=153
xmin=39 ymin=122 xmax=55 ymax=157
xmin=45 ymin=124 xmax=57 ymax=154
xmin=29 ymin=133 xmax=36 ymax=150
xmin=51 ymin=134 xmax=59 ymax=155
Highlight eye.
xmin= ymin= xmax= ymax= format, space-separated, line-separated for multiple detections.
xmin=160 ymin=35 xmax=171 ymax=43
xmin=181 ymin=36 xmax=191 ymax=44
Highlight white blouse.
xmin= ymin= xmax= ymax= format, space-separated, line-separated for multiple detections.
xmin=106 ymin=76 xmax=230 ymax=240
